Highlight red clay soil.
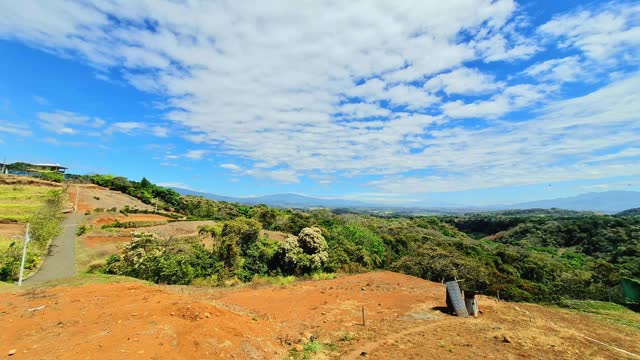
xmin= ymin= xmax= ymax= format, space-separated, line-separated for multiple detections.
xmin=83 ymin=236 xmax=132 ymax=248
xmin=0 ymin=283 xmax=284 ymax=359
xmin=1 ymin=272 xmax=639 ymax=359
xmin=68 ymin=185 xmax=154 ymax=213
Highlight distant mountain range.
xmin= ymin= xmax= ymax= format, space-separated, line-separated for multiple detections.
xmin=170 ymin=188 xmax=373 ymax=208
xmin=171 ymin=187 xmax=640 ymax=214
xmin=504 ymin=191 xmax=640 ymax=213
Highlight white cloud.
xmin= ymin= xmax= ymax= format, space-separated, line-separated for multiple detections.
xmin=424 ymin=67 xmax=504 ymax=95
xmin=156 ymin=182 xmax=197 ymax=191
xmin=369 ymin=74 xmax=640 ymax=193
xmin=37 ymin=110 xmax=91 ymax=134
xmin=184 ymin=150 xmax=208 ymax=160
xmin=245 ymin=168 xmax=300 ymax=184
xmin=0 ymin=120 xmax=32 ymax=137
xmin=0 ymin=0 xmax=638 ymax=192
xmin=539 ymin=2 xmax=640 ymax=63
xmin=523 ymin=56 xmax=584 ymax=83
xmin=336 ymin=103 xmax=390 ymax=119
xmin=220 ymin=163 xmax=242 ymax=171
xmin=441 ymin=83 xmax=552 ymax=119
xmin=150 ymin=126 xmax=169 ymax=138
xmin=105 ymin=121 xmax=145 ymax=135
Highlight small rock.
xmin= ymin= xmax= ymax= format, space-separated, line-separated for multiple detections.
xmin=8 ymin=350 xmax=17 ymax=356
xmin=204 ymin=312 xmax=211 ymax=319
xmin=293 ymin=344 xmax=304 ymax=352
xmin=321 ymin=311 xmax=326 ymax=315
xmin=361 ymin=287 xmax=366 ymax=291
xmin=360 ymin=351 xmax=368 ymax=357
xmin=170 ymin=312 xmax=175 ymax=316
xmin=502 ymin=335 xmax=511 ymax=344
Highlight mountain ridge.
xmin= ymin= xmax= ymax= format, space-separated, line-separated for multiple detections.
xmin=170 ymin=187 xmax=640 ymax=213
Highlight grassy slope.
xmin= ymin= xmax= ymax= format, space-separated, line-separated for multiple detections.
xmin=558 ymin=300 xmax=640 ymax=331
xmin=0 ymin=184 xmax=53 ymax=222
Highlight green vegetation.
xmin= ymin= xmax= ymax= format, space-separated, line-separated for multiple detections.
xmin=0 ymin=185 xmax=57 ymax=222
xmin=101 ymin=219 xmax=168 ymax=229
xmin=41 ymin=171 xmax=64 ymax=183
xmin=0 ymin=189 xmax=65 ymax=281
xmin=67 ymin=174 xmax=182 ymax=210
xmin=58 ymin=173 xmax=639 ymax=305
xmin=617 ymin=208 xmax=640 ymax=217
xmin=557 ymin=299 xmax=640 ymax=330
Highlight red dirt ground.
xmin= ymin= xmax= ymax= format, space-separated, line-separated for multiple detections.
xmin=83 ymin=236 xmax=132 ymax=248
xmin=2 ymin=272 xmax=637 ymax=359
xmin=68 ymin=185 xmax=154 ymax=213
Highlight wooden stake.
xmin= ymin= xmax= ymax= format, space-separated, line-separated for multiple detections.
xmin=362 ymin=305 xmax=366 ymax=326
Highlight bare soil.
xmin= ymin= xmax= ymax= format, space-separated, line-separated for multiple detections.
xmin=2 ymin=272 xmax=638 ymax=359
xmin=68 ymin=185 xmax=153 ymax=213
xmin=84 ymin=236 xmax=133 ymax=248
xmin=0 ymin=223 xmax=25 ymax=239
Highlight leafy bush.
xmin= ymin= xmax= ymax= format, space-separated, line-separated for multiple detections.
xmin=29 ymin=190 xmax=64 ymax=248
xmin=0 ymin=242 xmax=39 ymax=281
xmin=105 ymin=232 xmax=216 ymax=285
xmin=41 ymin=171 xmax=64 ymax=183
xmin=76 ymin=225 xmax=91 ymax=236
xmin=273 ymin=227 xmax=328 ymax=275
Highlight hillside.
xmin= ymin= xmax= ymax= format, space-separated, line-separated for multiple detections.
xmin=506 ymin=191 xmax=640 ymax=213
xmin=2 ymin=272 xmax=639 ymax=359
xmin=617 ymin=208 xmax=640 ymax=217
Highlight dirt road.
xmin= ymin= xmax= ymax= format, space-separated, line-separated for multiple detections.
xmin=25 ymin=214 xmax=82 ymax=283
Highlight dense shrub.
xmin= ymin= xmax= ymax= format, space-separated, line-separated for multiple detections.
xmin=105 ymin=232 xmax=215 ymax=285
xmin=273 ymin=227 xmax=328 ymax=275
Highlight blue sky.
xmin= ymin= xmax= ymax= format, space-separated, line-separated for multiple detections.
xmin=0 ymin=0 xmax=638 ymax=206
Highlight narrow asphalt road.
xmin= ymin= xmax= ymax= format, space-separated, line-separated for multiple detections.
xmin=25 ymin=213 xmax=82 ymax=284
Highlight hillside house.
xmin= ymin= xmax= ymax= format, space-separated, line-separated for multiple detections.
xmin=1 ymin=162 xmax=68 ymax=174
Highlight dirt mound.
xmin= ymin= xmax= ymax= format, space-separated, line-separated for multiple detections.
xmin=2 ymin=272 xmax=638 ymax=359
xmin=0 ymin=175 xmax=62 ymax=188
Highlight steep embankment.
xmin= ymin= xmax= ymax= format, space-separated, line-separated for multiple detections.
xmin=1 ymin=272 xmax=638 ymax=359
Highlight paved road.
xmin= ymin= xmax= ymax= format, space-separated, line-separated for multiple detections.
xmin=25 ymin=213 xmax=81 ymax=284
